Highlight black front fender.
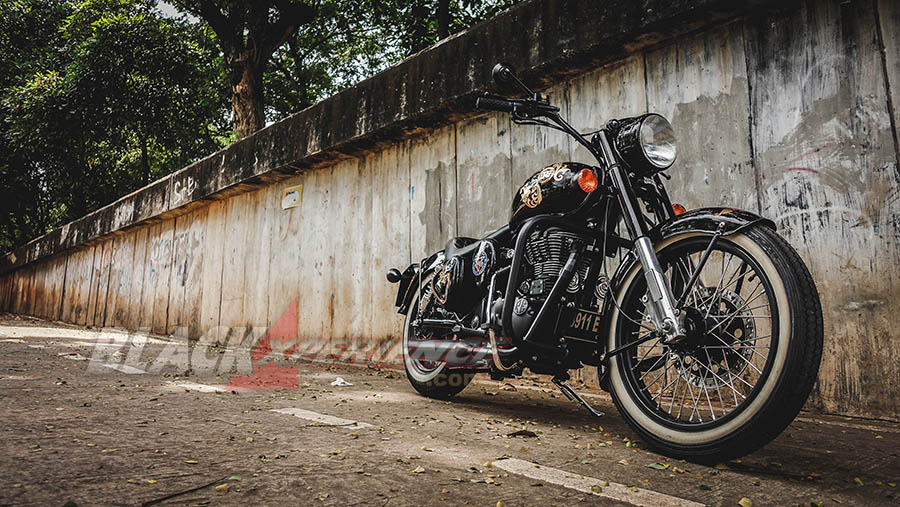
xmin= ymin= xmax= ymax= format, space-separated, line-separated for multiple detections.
xmin=648 ymin=207 xmax=775 ymax=242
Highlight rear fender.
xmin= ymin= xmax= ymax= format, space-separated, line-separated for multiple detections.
xmin=396 ymin=252 xmax=445 ymax=315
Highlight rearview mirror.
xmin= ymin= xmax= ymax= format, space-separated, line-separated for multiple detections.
xmin=492 ymin=62 xmax=534 ymax=96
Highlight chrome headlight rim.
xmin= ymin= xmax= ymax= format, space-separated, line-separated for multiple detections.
xmin=614 ymin=113 xmax=677 ymax=173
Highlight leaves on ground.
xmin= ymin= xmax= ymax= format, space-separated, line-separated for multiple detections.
xmin=738 ymin=497 xmax=753 ymax=507
xmin=647 ymin=463 xmax=669 ymax=470
xmin=507 ymin=429 xmax=538 ymax=438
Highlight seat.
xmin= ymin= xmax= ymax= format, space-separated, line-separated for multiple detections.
xmin=443 ymin=224 xmax=511 ymax=259
xmin=444 ymin=237 xmax=479 ymax=258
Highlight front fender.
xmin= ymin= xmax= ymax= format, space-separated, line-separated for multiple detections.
xmin=648 ymin=207 xmax=775 ymax=242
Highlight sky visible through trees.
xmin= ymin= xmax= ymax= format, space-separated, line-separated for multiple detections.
xmin=0 ymin=0 xmax=519 ymax=252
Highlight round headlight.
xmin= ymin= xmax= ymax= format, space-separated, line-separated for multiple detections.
xmin=639 ymin=114 xmax=676 ymax=169
xmin=614 ymin=114 xmax=677 ymax=173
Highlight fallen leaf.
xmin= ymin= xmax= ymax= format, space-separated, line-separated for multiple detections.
xmin=412 ymin=466 xmax=425 ymax=474
xmin=127 ymin=479 xmax=138 ymax=484
xmin=507 ymin=429 xmax=538 ymax=438
xmin=581 ymin=460 xmax=592 ymax=465
xmin=699 ymin=484 xmax=712 ymax=491
xmin=147 ymin=480 xmax=157 ymax=484
xmin=496 ymin=501 xmax=503 ymax=507
xmin=228 ymin=475 xmax=241 ymax=481
xmin=738 ymin=497 xmax=753 ymax=507
xmin=184 ymin=460 xmax=199 ymax=464
xmin=714 ymin=463 xmax=730 ymax=471
xmin=853 ymin=477 xmax=864 ymax=486
xmin=591 ymin=485 xmax=603 ymax=494
xmin=215 ymin=484 xmax=229 ymax=493
xmin=601 ymin=481 xmax=609 ymax=487
xmin=618 ymin=459 xmax=629 ymax=466
xmin=647 ymin=463 xmax=668 ymax=470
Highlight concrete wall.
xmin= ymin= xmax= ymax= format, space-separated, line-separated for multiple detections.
xmin=2 ymin=0 xmax=899 ymax=419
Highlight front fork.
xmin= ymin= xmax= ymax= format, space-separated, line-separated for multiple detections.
xmin=595 ymin=132 xmax=686 ymax=343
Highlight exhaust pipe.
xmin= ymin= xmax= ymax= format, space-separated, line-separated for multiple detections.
xmin=406 ymin=336 xmax=514 ymax=368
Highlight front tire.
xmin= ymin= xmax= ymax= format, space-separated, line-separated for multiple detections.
xmin=402 ymin=276 xmax=474 ymax=399
xmin=607 ymin=227 xmax=823 ymax=462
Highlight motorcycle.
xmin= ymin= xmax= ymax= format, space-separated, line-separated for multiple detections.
xmin=387 ymin=63 xmax=823 ymax=462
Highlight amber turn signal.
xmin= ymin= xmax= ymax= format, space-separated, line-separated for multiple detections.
xmin=672 ymin=203 xmax=686 ymax=215
xmin=577 ymin=169 xmax=598 ymax=193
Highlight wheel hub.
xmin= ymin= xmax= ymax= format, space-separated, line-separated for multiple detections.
xmin=672 ymin=287 xmax=757 ymax=388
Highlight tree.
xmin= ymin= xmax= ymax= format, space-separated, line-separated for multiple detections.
xmin=0 ymin=0 xmax=229 ymax=250
xmin=171 ymin=0 xmax=316 ymax=137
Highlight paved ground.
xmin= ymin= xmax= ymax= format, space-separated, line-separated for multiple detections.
xmin=1 ymin=315 xmax=898 ymax=506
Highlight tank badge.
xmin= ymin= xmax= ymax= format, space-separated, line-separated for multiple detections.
xmin=521 ymin=179 xmax=543 ymax=208
xmin=553 ymin=164 xmax=570 ymax=181
xmin=538 ymin=165 xmax=556 ymax=184
xmin=472 ymin=250 xmax=487 ymax=276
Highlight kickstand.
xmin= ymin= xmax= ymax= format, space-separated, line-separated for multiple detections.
xmin=552 ymin=376 xmax=604 ymax=417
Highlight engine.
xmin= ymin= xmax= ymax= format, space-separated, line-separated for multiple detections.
xmin=510 ymin=227 xmax=592 ymax=338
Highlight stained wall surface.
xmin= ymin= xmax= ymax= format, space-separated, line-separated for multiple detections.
xmin=2 ymin=0 xmax=899 ymax=418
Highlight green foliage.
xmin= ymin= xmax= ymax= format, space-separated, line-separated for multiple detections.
xmin=0 ymin=0 xmax=229 ymax=251
xmin=263 ymin=0 xmax=522 ymax=121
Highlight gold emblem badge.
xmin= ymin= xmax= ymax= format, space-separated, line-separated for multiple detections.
xmin=553 ymin=165 xmax=570 ymax=181
xmin=521 ymin=180 xmax=543 ymax=208
xmin=538 ymin=166 xmax=555 ymax=184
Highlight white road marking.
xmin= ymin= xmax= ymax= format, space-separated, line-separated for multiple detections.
xmin=59 ymin=352 xmax=88 ymax=361
xmin=0 ymin=326 xmax=168 ymax=344
xmin=103 ymin=363 xmax=146 ymax=374
xmin=271 ymin=407 xmax=373 ymax=429
xmin=168 ymin=381 xmax=227 ymax=393
xmin=491 ymin=458 xmax=705 ymax=507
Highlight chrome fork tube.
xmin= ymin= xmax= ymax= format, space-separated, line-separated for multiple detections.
xmin=635 ymin=236 xmax=685 ymax=342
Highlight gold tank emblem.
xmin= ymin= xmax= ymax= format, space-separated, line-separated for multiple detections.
xmin=538 ymin=165 xmax=556 ymax=184
xmin=521 ymin=179 xmax=543 ymax=208
xmin=553 ymin=164 xmax=570 ymax=181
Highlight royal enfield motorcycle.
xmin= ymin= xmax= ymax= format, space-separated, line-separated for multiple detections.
xmin=387 ymin=63 xmax=823 ymax=461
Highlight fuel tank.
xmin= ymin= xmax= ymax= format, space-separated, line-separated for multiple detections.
xmin=510 ymin=162 xmax=598 ymax=225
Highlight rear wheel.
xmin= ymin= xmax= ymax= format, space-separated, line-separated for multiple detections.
xmin=402 ymin=275 xmax=474 ymax=399
xmin=607 ymin=227 xmax=822 ymax=461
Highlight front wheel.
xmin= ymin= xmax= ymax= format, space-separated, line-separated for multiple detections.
xmin=607 ymin=227 xmax=823 ymax=462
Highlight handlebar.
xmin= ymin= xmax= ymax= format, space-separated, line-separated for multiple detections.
xmin=475 ymin=95 xmax=517 ymax=113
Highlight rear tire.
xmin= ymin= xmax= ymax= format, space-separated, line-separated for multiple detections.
xmin=402 ymin=276 xmax=474 ymax=399
xmin=607 ymin=227 xmax=823 ymax=462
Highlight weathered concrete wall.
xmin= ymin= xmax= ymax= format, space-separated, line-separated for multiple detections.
xmin=2 ymin=0 xmax=899 ymax=419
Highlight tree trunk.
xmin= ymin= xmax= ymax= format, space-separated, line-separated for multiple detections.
xmin=229 ymin=51 xmax=265 ymax=137
xmin=437 ymin=0 xmax=450 ymax=40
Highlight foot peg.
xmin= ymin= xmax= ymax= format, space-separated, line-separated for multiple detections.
xmin=552 ymin=376 xmax=604 ymax=417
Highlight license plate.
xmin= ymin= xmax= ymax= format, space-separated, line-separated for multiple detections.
xmin=563 ymin=308 xmax=603 ymax=343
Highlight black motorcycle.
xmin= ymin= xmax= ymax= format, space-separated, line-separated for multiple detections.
xmin=387 ymin=63 xmax=823 ymax=462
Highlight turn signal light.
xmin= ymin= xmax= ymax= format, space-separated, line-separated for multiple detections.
xmin=672 ymin=203 xmax=686 ymax=215
xmin=577 ymin=169 xmax=598 ymax=193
